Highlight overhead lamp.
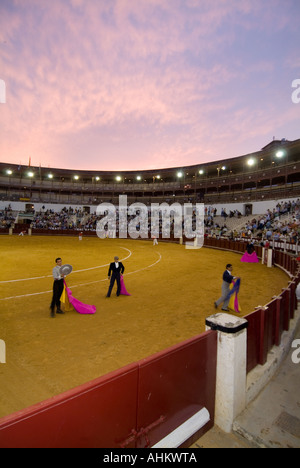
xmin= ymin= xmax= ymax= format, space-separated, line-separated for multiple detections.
xmin=136 ymin=175 xmax=141 ymax=181
xmin=48 ymin=173 xmax=53 ymax=179
xmin=74 ymin=175 xmax=79 ymax=180
xmin=247 ymin=158 xmax=255 ymax=167
xmin=217 ymin=165 xmax=226 ymax=176
xmin=177 ymin=171 xmax=183 ymax=178
xmin=199 ymin=169 xmax=204 ymax=175
xmin=116 ymin=176 xmax=122 ymax=182
xmin=6 ymin=169 xmax=12 ymax=175
xmin=276 ymin=150 xmax=284 ymax=158
xmin=27 ymin=171 xmax=34 ymax=177
xmin=95 ymin=176 xmax=100 ymax=181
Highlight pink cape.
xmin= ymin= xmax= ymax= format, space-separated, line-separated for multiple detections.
xmin=241 ymin=251 xmax=259 ymax=263
xmin=64 ymin=281 xmax=96 ymax=314
xmin=120 ymin=275 xmax=131 ymax=296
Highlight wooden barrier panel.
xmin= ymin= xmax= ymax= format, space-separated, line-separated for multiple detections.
xmin=135 ymin=331 xmax=217 ymax=448
xmin=246 ymin=308 xmax=264 ymax=373
xmin=281 ymin=288 xmax=290 ymax=332
xmin=245 ymin=285 xmax=296 ymax=373
xmin=262 ymin=300 xmax=276 ymax=362
xmin=0 ymin=331 xmax=217 ymax=448
xmin=0 ymin=362 xmax=139 ymax=448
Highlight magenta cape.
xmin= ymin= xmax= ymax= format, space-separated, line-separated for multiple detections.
xmin=64 ymin=280 xmax=96 ymax=314
xmin=227 ymin=278 xmax=241 ymax=313
xmin=241 ymin=251 xmax=259 ymax=263
xmin=120 ymin=275 xmax=131 ymax=296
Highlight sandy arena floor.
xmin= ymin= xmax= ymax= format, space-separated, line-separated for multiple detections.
xmin=0 ymin=235 xmax=290 ymax=418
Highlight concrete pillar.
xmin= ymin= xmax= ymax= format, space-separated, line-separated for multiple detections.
xmin=262 ymin=247 xmax=273 ymax=267
xmin=206 ymin=313 xmax=248 ymax=433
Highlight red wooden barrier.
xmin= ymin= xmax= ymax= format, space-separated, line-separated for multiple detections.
xmin=0 ymin=362 xmax=139 ymax=448
xmin=289 ymin=280 xmax=297 ymax=318
xmin=245 ymin=308 xmax=263 ymax=373
xmin=245 ymin=283 xmax=297 ymax=373
xmin=135 ymin=331 xmax=217 ymax=448
xmin=0 ymin=331 xmax=217 ymax=448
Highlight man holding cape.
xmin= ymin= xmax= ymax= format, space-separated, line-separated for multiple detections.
xmin=106 ymin=256 xmax=125 ymax=297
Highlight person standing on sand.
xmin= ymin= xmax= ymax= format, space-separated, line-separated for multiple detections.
xmin=106 ymin=256 xmax=125 ymax=297
xmin=50 ymin=257 xmax=65 ymax=317
xmin=214 ymin=264 xmax=236 ymax=311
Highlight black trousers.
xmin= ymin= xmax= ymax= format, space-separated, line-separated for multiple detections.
xmin=107 ymin=274 xmax=121 ymax=297
xmin=50 ymin=279 xmax=64 ymax=310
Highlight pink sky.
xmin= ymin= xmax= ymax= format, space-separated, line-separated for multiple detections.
xmin=0 ymin=0 xmax=299 ymax=171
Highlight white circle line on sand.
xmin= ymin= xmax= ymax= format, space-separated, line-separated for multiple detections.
xmin=0 ymin=251 xmax=162 ymax=301
xmin=0 ymin=247 xmax=132 ymax=284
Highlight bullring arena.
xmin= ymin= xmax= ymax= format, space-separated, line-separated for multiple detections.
xmin=0 ymin=139 xmax=299 ymax=448
xmin=0 ymin=234 xmax=291 ymax=418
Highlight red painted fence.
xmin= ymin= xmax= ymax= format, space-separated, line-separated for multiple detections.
xmin=0 ymin=331 xmax=217 ymax=448
xmin=244 ymin=256 xmax=299 ymax=373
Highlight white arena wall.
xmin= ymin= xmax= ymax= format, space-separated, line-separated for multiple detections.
xmin=0 ymin=197 xmax=298 ymax=216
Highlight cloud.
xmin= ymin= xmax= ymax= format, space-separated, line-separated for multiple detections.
xmin=0 ymin=0 xmax=299 ymax=170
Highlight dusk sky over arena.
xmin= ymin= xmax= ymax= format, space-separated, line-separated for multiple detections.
xmin=0 ymin=0 xmax=300 ymax=172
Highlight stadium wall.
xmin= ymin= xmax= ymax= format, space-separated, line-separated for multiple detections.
xmin=0 ymin=196 xmax=299 ymax=216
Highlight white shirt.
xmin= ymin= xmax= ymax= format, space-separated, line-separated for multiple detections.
xmin=52 ymin=265 xmax=62 ymax=280
xmin=115 ymin=262 xmax=119 ymax=268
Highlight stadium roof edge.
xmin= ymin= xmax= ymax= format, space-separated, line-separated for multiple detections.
xmin=1 ymin=138 xmax=299 ymax=177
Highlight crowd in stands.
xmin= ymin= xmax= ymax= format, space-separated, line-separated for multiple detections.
xmin=0 ymin=205 xmax=15 ymax=228
xmin=205 ymin=200 xmax=300 ymax=244
xmin=1 ymin=200 xmax=299 ymax=245
xmin=32 ymin=207 xmax=83 ymax=230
